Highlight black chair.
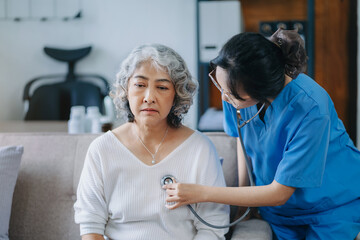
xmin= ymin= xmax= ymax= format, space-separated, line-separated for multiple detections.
xmin=23 ymin=46 xmax=110 ymax=120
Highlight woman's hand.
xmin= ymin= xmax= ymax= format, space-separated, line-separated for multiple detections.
xmin=162 ymin=183 xmax=206 ymax=209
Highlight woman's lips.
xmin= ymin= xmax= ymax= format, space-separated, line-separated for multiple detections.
xmin=141 ymin=108 xmax=158 ymax=113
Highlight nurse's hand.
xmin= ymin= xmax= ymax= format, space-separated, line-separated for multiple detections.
xmin=162 ymin=182 xmax=205 ymax=209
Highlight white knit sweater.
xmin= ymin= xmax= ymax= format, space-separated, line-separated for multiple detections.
xmin=74 ymin=130 xmax=229 ymax=240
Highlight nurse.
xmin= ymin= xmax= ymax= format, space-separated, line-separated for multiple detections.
xmin=163 ymin=29 xmax=360 ymax=239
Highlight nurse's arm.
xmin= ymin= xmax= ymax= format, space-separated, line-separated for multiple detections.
xmin=81 ymin=234 xmax=105 ymax=240
xmin=203 ymin=180 xmax=295 ymax=207
xmin=165 ymin=180 xmax=295 ymax=209
xmin=237 ymin=139 xmax=249 ymax=187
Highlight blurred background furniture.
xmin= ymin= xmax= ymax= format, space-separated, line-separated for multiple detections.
xmin=23 ymin=46 xmax=110 ymax=121
xmin=196 ymin=0 xmax=357 ymax=145
xmin=0 ymin=121 xmax=68 ymax=133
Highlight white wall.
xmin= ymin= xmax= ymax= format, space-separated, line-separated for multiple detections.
xmin=0 ymin=0 xmax=198 ymax=128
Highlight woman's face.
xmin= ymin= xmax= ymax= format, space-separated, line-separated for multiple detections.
xmin=215 ymin=66 xmax=258 ymax=109
xmin=128 ymin=61 xmax=175 ymax=126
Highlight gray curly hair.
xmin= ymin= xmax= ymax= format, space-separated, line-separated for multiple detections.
xmin=110 ymin=44 xmax=198 ymax=128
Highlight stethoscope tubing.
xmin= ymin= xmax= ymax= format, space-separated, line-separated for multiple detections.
xmin=163 ymin=104 xmax=261 ymax=229
xmin=183 ymin=106 xmax=259 ymax=229
xmin=236 ymin=108 xmax=256 ymax=187
xmin=187 ymin=204 xmax=251 ymax=229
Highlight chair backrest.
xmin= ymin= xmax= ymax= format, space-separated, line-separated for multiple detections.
xmin=23 ymin=46 xmax=110 ymax=120
xmin=25 ymin=81 xmax=104 ymax=120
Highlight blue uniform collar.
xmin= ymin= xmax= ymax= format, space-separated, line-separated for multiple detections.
xmin=259 ymin=74 xmax=303 ymax=125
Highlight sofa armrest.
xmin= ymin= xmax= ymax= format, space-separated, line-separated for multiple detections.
xmin=230 ymin=219 xmax=272 ymax=240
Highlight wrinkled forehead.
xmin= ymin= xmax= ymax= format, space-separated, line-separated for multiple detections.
xmin=128 ymin=60 xmax=173 ymax=85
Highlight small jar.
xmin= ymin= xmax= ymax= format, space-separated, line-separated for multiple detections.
xmin=85 ymin=106 xmax=102 ymax=133
xmin=68 ymin=106 xmax=85 ymax=134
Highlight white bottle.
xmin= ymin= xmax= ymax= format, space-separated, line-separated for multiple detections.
xmin=68 ymin=106 xmax=86 ymax=134
xmin=85 ymin=106 xmax=102 ymax=133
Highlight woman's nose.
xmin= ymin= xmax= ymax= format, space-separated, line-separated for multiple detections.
xmin=143 ymin=88 xmax=155 ymax=103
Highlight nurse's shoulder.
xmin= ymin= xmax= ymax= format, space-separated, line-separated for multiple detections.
xmin=292 ymin=73 xmax=334 ymax=116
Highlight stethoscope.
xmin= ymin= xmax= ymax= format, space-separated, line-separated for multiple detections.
xmin=161 ymin=103 xmax=265 ymax=229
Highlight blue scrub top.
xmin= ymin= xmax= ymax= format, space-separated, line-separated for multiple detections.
xmin=223 ymin=74 xmax=360 ymax=225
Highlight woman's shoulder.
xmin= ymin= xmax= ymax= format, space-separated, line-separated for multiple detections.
xmin=171 ymin=126 xmax=213 ymax=148
xmin=191 ymin=130 xmax=218 ymax=150
xmin=190 ymin=132 xmax=222 ymax=168
xmin=87 ymin=130 xmax=118 ymax=152
xmin=290 ymin=74 xmax=334 ymax=116
xmin=294 ymin=74 xmax=331 ymax=104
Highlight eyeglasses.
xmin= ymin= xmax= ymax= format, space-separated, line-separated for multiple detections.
xmin=208 ymin=69 xmax=239 ymax=108
xmin=208 ymin=69 xmax=265 ymax=128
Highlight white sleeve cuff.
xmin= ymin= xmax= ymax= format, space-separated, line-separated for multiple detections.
xmin=80 ymin=223 xmax=105 ymax=236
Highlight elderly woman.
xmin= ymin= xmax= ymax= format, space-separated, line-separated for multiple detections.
xmin=74 ymin=44 xmax=229 ymax=240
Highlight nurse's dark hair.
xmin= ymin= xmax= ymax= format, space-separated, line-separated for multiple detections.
xmin=210 ymin=29 xmax=307 ymax=103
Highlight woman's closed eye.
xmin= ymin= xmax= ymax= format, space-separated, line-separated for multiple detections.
xmin=158 ymin=86 xmax=169 ymax=90
xmin=134 ymin=84 xmax=169 ymax=90
xmin=134 ymin=83 xmax=146 ymax=88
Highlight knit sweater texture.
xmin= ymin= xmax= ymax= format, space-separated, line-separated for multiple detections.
xmin=74 ymin=130 xmax=229 ymax=240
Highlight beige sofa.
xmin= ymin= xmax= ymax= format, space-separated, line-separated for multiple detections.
xmin=0 ymin=131 xmax=272 ymax=240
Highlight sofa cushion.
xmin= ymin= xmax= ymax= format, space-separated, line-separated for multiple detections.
xmin=231 ymin=219 xmax=272 ymax=240
xmin=0 ymin=133 xmax=98 ymax=240
xmin=0 ymin=145 xmax=23 ymax=240
xmin=204 ymin=132 xmax=238 ymax=188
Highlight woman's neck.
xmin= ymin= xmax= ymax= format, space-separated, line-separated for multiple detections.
xmin=132 ymin=121 xmax=170 ymax=143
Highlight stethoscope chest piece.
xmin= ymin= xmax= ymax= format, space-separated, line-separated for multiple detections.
xmin=161 ymin=175 xmax=175 ymax=187
xmin=160 ymin=173 xmax=247 ymax=229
